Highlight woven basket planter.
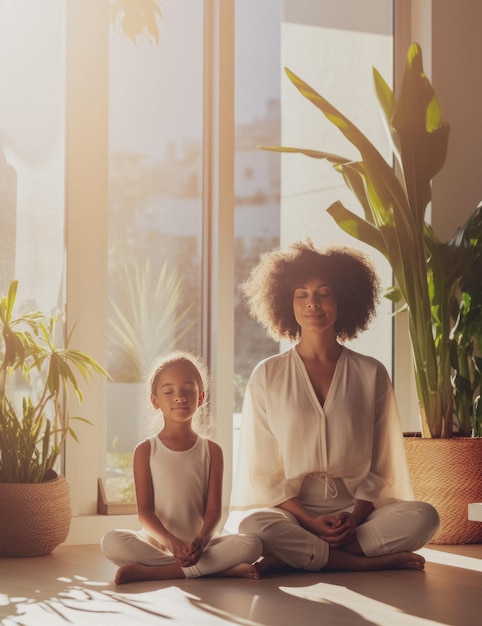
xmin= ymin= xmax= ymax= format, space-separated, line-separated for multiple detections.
xmin=0 ymin=471 xmax=71 ymax=557
xmin=404 ymin=436 xmax=482 ymax=544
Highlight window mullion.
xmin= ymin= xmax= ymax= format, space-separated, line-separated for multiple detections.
xmin=203 ymin=0 xmax=235 ymax=513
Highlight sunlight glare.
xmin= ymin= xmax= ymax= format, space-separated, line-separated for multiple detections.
xmin=418 ymin=547 xmax=482 ymax=572
xmin=280 ymin=583 xmax=443 ymax=625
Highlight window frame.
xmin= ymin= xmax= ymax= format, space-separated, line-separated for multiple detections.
xmin=63 ymin=0 xmax=415 ymax=543
xmin=64 ymin=0 xmax=235 ymax=542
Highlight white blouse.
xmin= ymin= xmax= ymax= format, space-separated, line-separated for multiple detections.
xmin=229 ymin=346 xmax=414 ymax=512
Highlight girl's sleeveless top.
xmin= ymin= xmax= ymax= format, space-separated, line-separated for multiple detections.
xmin=148 ymin=435 xmax=211 ymax=543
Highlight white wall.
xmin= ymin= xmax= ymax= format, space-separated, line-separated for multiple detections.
xmin=430 ymin=0 xmax=482 ymax=240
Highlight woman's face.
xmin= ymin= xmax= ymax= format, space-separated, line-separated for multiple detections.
xmin=292 ymin=277 xmax=338 ymax=335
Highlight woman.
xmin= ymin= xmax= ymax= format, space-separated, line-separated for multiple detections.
xmin=227 ymin=241 xmax=439 ymax=574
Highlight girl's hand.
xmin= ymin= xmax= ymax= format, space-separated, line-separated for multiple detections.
xmin=187 ymin=536 xmax=207 ymax=565
xmin=169 ymin=535 xmax=194 ymax=566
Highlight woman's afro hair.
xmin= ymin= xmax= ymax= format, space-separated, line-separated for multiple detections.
xmin=241 ymin=240 xmax=381 ymax=342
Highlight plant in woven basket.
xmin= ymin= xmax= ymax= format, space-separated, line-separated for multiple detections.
xmin=0 ymin=280 xmax=108 ymax=483
xmin=262 ymin=42 xmax=482 ymax=439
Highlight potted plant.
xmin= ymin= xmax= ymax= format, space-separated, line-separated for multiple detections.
xmin=0 ymin=280 xmax=107 ymax=556
xmin=263 ymin=43 xmax=482 ymax=543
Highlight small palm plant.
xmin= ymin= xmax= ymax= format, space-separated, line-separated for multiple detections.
xmin=108 ymin=258 xmax=194 ymax=382
xmin=0 ymin=281 xmax=108 ymax=482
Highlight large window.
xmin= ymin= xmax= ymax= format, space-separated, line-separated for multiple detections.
xmin=105 ymin=0 xmax=204 ymax=503
xmin=0 ymin=0 xmax=65 ymax=315
xmin=1 ymin=0 xmax=410 ymax=535
xmin=233 ymin=0 xmax=282 ymax=462
xmin=233 ymin=1 xmax=395 ymax=472
xmin=280 ymin=0 xmax=394 ymax=368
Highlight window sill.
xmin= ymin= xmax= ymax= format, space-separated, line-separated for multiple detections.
xmin=97 ymin=478 xmax=137 ymax=516
xmin=66 ymin=511 xmax=141 ymax=546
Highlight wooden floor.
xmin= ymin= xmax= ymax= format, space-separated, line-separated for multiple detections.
xmin=1 ymin=543 xmax=481 ymax=625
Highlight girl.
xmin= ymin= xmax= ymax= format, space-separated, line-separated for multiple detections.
xmin=102 ymin=351 xmax=262 ymax=584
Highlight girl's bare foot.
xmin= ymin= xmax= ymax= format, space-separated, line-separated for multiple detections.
xmin=255 ymin=555 xmax=293 ymax=577
xmin=115 ymin=563 xmax=153 ymax=584
xmin=116 ymin=561 xmax=260 ymax=583
xmin=115 ymin=562 xmax=185 ymax=584
xmin=218 ymin=562 xmax=260 ymax=579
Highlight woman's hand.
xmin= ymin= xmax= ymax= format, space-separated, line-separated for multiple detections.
xmin=277 ymin=497 xmax=355 ymax=547
xmin=310 ymin=511 xmax=357 ymax=548
xmin=277 ymin=497 xmax=368 ymax=549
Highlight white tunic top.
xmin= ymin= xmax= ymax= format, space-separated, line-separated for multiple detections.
xmin=229 ymin=346 xmax=413 ymax=512
xmin=149 ymin=435 xmax=210 ymax=544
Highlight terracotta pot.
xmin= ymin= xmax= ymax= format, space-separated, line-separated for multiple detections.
xmin=404 ymin=436 xmax=482 ymax=544
xmin=0 ymin=471 xmax=71 ymax=557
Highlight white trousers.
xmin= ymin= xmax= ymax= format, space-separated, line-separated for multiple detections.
xmin=236 ymin=477 xmax=439 ymax=572
xmin=101 ymin=529 xmax=262 ymax=579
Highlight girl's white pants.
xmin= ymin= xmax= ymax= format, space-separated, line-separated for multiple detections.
xmin=101 ymin=529 xmax=262 ymax=578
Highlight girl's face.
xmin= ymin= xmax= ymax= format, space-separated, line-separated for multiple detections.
xmin=151 ymin=362 xmax=204 ymax=424
xmin=292 ymin=277 xmax=338 ymax=335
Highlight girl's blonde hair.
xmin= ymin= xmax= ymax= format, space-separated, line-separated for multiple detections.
xmin=147 ymin=350 xmax=212 ymax=436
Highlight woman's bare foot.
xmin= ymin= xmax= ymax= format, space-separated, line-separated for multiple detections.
xmin=218 ymin=562 xmax=260 ymax=579
xmin=115 ymin=563 xmax=152 ymax=584
xmin=326 ymin=549 xmax=426 ymax=572
xmin=366 ymin=551 xmax=426 ymax=571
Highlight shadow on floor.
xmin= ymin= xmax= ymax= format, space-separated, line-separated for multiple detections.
xmin=1 ymin=545 xmax=481 ymax=625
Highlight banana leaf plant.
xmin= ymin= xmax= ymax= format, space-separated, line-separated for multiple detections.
xmin=0 ymin=280 xmax=108 ymax=482
xmin=263 ymin=42 xmax=482 ymax=438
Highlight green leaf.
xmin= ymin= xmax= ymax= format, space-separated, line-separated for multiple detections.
xmin=260 ymin=144 xmax=352 ymax=165
xmin=326 ymin=201 xmax=387 ymax=256
xmin=392 ymin=43 xmax=449 ymax=218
